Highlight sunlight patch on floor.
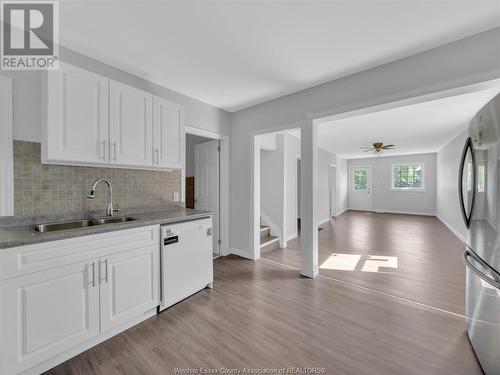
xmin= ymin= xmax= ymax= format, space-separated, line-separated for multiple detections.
xmin=362 ymin=255 xmax=398 ymax=273
xmin=320 ymin=253 xmax=398 ymax=273
xmin=320 ymin=254 xmax=361 ymax=271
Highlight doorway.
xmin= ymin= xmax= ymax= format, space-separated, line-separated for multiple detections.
xmin=185 ymin=133 xmax=221 ymax=257
xmin=349 ymin=166 xmax=372 ymax=211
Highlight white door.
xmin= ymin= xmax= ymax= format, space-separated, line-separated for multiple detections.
xmin=329 ymin=166 xmax=336 ymax=217
xmin=44 ymin=62 xmax=109 ymax=164
xmin=0 ymin=260 xmax=99 ymax=375
xmin=100 ymin=246 xmax=159 ymax=332
xmin=195 ymin=140 xmax=219 ymax=253
xmin=109 ymin=81 xmax=153 ymax=167
xmin=349 ymin=166 xmax=372 ymax=211
xmin=152 ymin=96 xmax=185 ymax=169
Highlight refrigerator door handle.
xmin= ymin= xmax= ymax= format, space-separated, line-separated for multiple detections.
xmin=464 ymin=249 xmax=500 ymax=289
xmin=458 ymin=137 xmax=476 ymax=229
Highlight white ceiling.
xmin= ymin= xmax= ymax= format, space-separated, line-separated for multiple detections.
xmin=318 ymin=89 xmax=500 ymax=159
xmin=58 ymin=0 xmax=500 ymax=112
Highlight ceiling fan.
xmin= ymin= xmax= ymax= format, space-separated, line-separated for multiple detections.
xmin=360 ymin=142 xmax=395 ymax=153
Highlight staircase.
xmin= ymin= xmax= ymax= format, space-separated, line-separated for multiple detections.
xmin=260 ymin=224 xmax=280 ymax=254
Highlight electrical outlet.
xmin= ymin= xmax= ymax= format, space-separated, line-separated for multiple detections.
xmin=173 ymin=192 xmax=180 ymax=202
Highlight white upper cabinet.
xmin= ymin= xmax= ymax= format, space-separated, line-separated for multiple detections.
xmin=42 ymin=63 xmax=184 ymax=171
xmin=153 ymin=96 xmax=185 ymax=169
xmin=109 ymin=81 xmax=153 ymax=168
xmin=42 ymin=63 xmax=109 ymax=164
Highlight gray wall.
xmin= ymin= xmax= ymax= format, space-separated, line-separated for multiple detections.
xmin=436 ymin=129 xmax=468 ymax=239
xmin=260 ymin=135 xmax=284 ymax=235
xmin=0 ymin=45 xmax=231 ymax=143
xmin=348 ymin=153 xmax=437 ymax=215
xmin=229 ymin=28 xmax=500 ymax=257
xmin=318 ymin=149 xmax=337 ymax=223
xmin=336 ymin=156 xmax=348 ymax=216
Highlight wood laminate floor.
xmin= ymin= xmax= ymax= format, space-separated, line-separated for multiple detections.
xmin=265 ymin=210 xmax=467 ymax=316
xmin=45 ymin=211 xmax=480 ymax=375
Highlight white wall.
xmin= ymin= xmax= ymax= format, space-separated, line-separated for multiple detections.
xmin=348 ymin=153 xmax=437 ymax=215
xmin=229 ymin=28 xmax=500 ymax=257
xmin=0 ymin=45 xmax=231 ymax=143
xmin=318 ymin=149 xmax=337 ymax=223
xmin=260 ymin=135 xmax=284 ymax=238
xmin=185 ymin=134 xmax=213 ymax=177
xmin=335 ymin=156 xmax=348 ymax=216
xmin=436 ymin=129 xmax=468 ymax=239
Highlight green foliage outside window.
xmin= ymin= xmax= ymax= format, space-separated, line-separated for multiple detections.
xmin=354 ymin=170 xmax=367 ymax=190
xmin=392 ymin=164 xmax=422 ymax=189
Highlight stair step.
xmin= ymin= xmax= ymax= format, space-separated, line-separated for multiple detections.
xmin=260 ymin=226 xmax=270 ymax=240
xmin=260 ymin=235 xmax=280 ymax=254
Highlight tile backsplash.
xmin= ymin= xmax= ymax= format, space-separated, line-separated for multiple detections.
xmin=13 ymin=141 xmax=181 ymax=216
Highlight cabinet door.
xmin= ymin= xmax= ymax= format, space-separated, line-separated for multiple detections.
xmin=152 ymin=96 xmax=185 ymax=169
xmin=43 ymin=62 xmax=109 ymax=164
xmin=109 ymin=81 xmax=153 ymax=167
xmin=100 ymin=245 xmax=159 ymax=332
xmin=0 ymin=260 xmax=99 ymax=375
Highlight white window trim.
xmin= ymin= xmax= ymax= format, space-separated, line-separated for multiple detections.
xmin=0 ymin=76 xmax=13 ymax=216
xmin=390 ymin=162 xmax=425 ymax=192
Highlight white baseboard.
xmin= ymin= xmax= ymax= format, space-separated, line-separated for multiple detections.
xmin=437 ymin=215 xmax=466 ymax=242
xmin=334 ymin=208 xmax=347 ymax=217
xmin=348 ymin=208 xmax=435 ymax=216
xmin=229 ymin=248 xmax=256 ymax=260
xmin=285 ymin=232 xmax=298 ymax=242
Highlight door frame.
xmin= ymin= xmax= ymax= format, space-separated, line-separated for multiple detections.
xmin=0 ymin=76 xmax=13 ymax=216
xmin=329 ymin=163 xmax=336 ymax=217
xmin=349 ymin=165 xmax=373 ymax=211
xmin=185 ymin=125 xmax=229 ymax=256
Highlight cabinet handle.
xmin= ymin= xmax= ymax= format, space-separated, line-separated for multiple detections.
xmin=112 ymin=142 xmax=117 ymax=161
xmin=100 ymin=141 xmax=106 ymax=160
xmin=101 ymin=259 xmax=109 ymax=283
xmin=88 ymin=262 xmax=95 ymax=287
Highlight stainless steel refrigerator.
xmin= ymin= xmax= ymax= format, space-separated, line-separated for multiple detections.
xmin=459 ymin=93 xmax=500 ymax=375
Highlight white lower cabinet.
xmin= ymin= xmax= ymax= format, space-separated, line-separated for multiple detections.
xmin=0 ymin=225 xmax=160 ymax=375
xmin=100 ymin=245 xmax=159 ymax=332
xmin=0 ymin=260 xmax=100 ymax=375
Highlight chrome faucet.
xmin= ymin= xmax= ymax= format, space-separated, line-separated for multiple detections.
xmin=87 ymin=178 xmax=119 ymax=217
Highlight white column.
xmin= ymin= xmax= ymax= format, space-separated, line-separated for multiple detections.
xmin=252 ymin=135 xmax=261 ymax=260
xmin=300 ymin=119 xmax=319 ymax=278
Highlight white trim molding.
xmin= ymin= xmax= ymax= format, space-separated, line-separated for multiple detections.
xmin=0 ymin=76 xmax=13 ymax=217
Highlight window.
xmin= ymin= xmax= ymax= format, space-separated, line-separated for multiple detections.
xmin=391 ymin=163 xmax=424 ymax=191
xmin=477 ymin=163 xmax=486 ymax=193
xmin=467 ymin=162 xmax=473 ymax=192
xmin=353 ymin=170 xmax=367 ymax=190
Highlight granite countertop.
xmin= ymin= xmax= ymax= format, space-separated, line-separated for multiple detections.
xmin=0 ymin=208 xmax=213 ymax=249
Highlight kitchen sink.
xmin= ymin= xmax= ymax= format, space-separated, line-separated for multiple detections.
xmin=33 ymin=217 xmax=137 ymax=233
xmin=33 ymin=219 xmax=97 ymax=233
xmin=93 ymin=217 xmax=137 ymax=225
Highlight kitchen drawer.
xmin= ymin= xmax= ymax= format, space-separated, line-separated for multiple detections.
xmin=0 ymin=225 xmax=159 ymax=281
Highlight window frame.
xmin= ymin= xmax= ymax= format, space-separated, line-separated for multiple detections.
xmin=390 ymin=162 xmax=425 ymax=192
